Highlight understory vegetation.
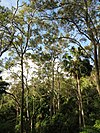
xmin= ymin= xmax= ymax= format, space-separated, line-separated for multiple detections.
xmin=0 ymin=0 xmax=100 ymax=133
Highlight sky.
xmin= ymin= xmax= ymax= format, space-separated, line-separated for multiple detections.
xmin=0 ymin=0 xmax=18 ymax=8
xmin=0 ymin=0 xmax=32 ymax=82
xmin=0 ymin=0 xmax=28 ymax=8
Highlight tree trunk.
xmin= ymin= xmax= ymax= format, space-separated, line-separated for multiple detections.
xmin=57 ymin=78 xmax=60 ymax=111
xmin=98 ymin=45 xmax=100 ymax=72
xmin=57 ymin=67 xmax=60 ymax=110
xmin=31 ymin=96 xmax=36 ymax=133
xmin=76 ymin=75 xmax=85 ymax=129
xmin=94 ymin=45 xmax=100 ymax=95
xmin=84 ymin=0 xmax=100 ymax=95
xmin=50 ymin=57 xmax=55 ymax=117
xmin=26 ymin=88 xmax=30 ymax=133
xmin=21 ymin=53 xmax=24 ymax=133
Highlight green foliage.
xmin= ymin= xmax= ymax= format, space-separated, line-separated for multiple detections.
xmin=0 ymin=5 xmax=14 ymax=57
xmin=80 ymin=120 xmax=100 ymax=133
xmin=0 ymin=81 xmax=9 ymax=93
xmin=35 ymin=109 xmax=79 ymax=133
xmin=0 ymin=99 xmax=16 ymax=133
xmin=94 ymin=120 xmax=100 ymax=129
xmin=0 ymin=1 xmax=100 ymax=133
xmin=80 ymin=126 xmax=100 ymax=133
xmin=82 ymin=84 xmax=100 ymax=125
xmin=0 ymin=71 xmax=9 ymax=97
xmin=63 ymin=47 xmax=92 ymax=78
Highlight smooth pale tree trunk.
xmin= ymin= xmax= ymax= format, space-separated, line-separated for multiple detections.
xmin=26 ymin=88 xmax=30 ymax=133
xmin=76 ymin=75 xmax=85 ymax=129
xmin=21 ymin=53 xmax=24 ymax=133
xmin=50 ymin=57 xmax=55 ymax=117
xmin=57 ymin=67 xmax=60 ymax=110
xmin=98 ymin=45 xmax=100 ymax=72
xmin=31 ymin=96 xmax=36 ymax=133
xmin=94 ymin=45 xmax=100 ymax=95
xmin=57 ymin=78 xmax=60 ymax=110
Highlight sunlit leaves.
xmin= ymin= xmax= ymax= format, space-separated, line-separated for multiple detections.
xmin=63 ymin=47 xmax=92 ymax=78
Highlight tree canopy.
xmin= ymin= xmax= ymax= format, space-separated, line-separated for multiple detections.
xmin=0 ymin=0 xmax=100 ymax=133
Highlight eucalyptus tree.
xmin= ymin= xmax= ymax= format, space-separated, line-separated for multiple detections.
xmin=0 ymin=70 xmax=18 ymax=133
xmin=33 ymin=0 xmax=100 ymax=95
xmin=35 ymin=42 xmax=64 ymax=116
xmin=63 ymin=47 xmax=92 ymax=129
xmin=28 ymin=11 xmax=65 ymax=117
xmin=0 ymin=3 xmax=18 ymax=57
xmin=4 ymin=1 xmax=50 ymax=132
xmin=59 ymin=0 xmax=100 ymax=95
xmin=5 ymin=3 xmax=36 ymax=132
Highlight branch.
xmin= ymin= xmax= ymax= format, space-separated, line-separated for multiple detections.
xmin=23 ymin=23 xmax=31 ymax=54
xmin=83 ymin=0 xmax=99 ymax=44
xmin=0 ymin=32 xmax=15 ymax=57
xmin=5 ymin=91 xmax=20 ymax=107
xmin=12 ymin=42 xmax=21 ymax=57
xmin=55 ymin=36 xmax=94 ymax=61
xmin=12 ymin=0 xmax=20 ymax=23
xmin=70 ymin=19 xmax=91 ymax=41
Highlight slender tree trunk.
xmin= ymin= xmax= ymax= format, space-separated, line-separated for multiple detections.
xmin=76 ymin=75 xmax=85 ymax=129
xmin=50 ymin=57 xmax=55 ymax=117
xmin=31 ymin=96 xmax=36 ymax=133
xmin=26 ymin=95 xmax=29 ymax=121
xmin=21 ymin=53 xmax=24 ymax=133
xmin=98 ymin=45 xmax=100 ymax=72
xmin=26 ymin=88 xmax=30 ymax=133
xmin=57 ymin=78 xmax=60 ymax=110
xmin=94 ymin=45 xmax=100 ymax=95
xmin=26 ymin=70 xmax=30 ymax=120
xmin=57 ymin=67 xmax=60 ymax=110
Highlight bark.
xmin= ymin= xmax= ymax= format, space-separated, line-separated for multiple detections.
xmin=57 ymin=67 xmax=60 ymax=110
xmin=31 ymin=96 xmax=36 ymax=133
xmin=26 ymin=88 xmax=30 ymax=133
xmin=94 ymin=45 xmax=100 ymax=95
xmin=50 ymin=57 xmax=55 ymax=117
xmin=21 ymin=53 xmax=24 ymax=133
xmin=76 ymin=75 xmax=85 ymax=128
xmin=98 ymin=45 xmax=100 ymax=72
xmin=26 ymin=95 xmax=29 ymax=119
xmin=57 ymin=79 xmax=60 ymax=110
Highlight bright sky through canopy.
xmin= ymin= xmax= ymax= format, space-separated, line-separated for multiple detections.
xmin=0 ymin=0 xmax=28 ymax=8
xmin=0 ymin=0 xmax=18 ymax=8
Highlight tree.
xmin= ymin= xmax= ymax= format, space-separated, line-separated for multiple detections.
xmin=0 ymin=71 xmax=17 ymax=133
xmin=4 ymin=1 xmax=44 ymax=132
xmin=1 ymin=1 xmax=100 ymax=133
xmin=0 ymin=5 xmax=17 ymax=57
xmin=63 ymin=47 xmax=92 ymax=129
xmin=36 ymin=0 xmax=100 ymax=95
